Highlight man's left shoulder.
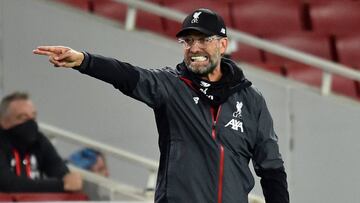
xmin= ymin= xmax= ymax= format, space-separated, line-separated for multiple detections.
xmin=241 ymin=84 xmax=263 ymax=99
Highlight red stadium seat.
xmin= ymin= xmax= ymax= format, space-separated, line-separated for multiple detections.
xmin=262 ymin=32 xmax=359 ymax=99
xmin=93 ymin=0 xmax=127 ymax=23
xmin=283 ymin=64 xmax=323 ymax=87
xmin=231 ymin=42 xmax=264 ymax=64
xmin=264 ymin=33 xmax=333 ymax=87
xmin=265 ymin=33 xmax=333 ymax=64
xmin=11 ymin=193 xmax=88 ymax=201
xmin=135 ymin=0 xmax=165 ymax=33
xmin=93 ymin=0 xmax=164 ymax=33
xmin=263 ymin=32 xmax=333 ymax=62
xmin=331 ymin=75 xmax=359 ymax=99
xmin=162 ymin=0 xmax=232 ymax=38
xmin=310 ymin=1 xmax=360 ymax=35
xmin=337 ymin=36 xmax=360 ymax=68
xmin=306 ymin=0 xmax=355 ymax=2
xmin=258 ymin=62 xmax=358 ymax=100
xmin=0 ymin=193 xmax=13 ymax=202
xmin=231 ymin=1 xmax=304 ymax=35
xmin=336 ymin=36 xmax=360 ymax=99
xmin=285 ymin=67 xmax=359 ymax=101
xmin=251 ymin=63 xmax=288 ymax=76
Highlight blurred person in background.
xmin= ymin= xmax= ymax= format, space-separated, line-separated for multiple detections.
xmin=33 ymin=8 xmax=288 ymax=203
xmin=68 ymin=148 xmax=109 ymax=177
xmin=0 ymin=92 xmax=83 ymax=192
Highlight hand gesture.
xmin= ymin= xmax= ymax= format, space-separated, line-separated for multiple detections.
xmin=33 ymin=46 xmax=84 ymax=68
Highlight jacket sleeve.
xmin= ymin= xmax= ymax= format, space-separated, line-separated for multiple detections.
xmin=0 ymin=144 xmax=65 ymax=192
xmin=76 ymin=52 xmax=170 ymax=108
xmin=252 ymin=94 xmax=289 ymax=203
xmin=37 ymin=134 xmax=69 ymax=179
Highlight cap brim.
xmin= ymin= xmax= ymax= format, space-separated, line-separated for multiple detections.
xmin=176 ymin=27 xmax=213 ymax=38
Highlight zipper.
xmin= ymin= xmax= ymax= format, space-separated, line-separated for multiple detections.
xmin=218 ymin=145 xmax=224 ymax=203
xmin=210 ymin=106 xmax=224 ymax=203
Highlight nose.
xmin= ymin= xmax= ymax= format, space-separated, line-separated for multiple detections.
xmin=188 ymin=41 xmax=202 ymax=52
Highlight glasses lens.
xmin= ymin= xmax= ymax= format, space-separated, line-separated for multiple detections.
xmin=178 ymin=36 xmax=220 ymax=49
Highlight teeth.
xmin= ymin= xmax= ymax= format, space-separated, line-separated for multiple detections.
xmin=191 ymin=56 xmax=207 ymax=62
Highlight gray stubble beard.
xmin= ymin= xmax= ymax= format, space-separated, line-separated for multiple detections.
xmin=185 ymin=48 xmax=221 ymax=77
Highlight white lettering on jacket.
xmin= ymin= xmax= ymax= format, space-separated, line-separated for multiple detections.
xmin=225 ymin=119 xmax=244 ymax=132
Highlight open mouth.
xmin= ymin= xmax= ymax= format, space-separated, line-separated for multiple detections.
xmin=191 ymin=56 xmax=208 ymax=62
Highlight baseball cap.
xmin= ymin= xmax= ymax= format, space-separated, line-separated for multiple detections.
xmin=68 ymin=148 xmax=98 ymax=169
xmin=176 ymin=8 xmax=227 ymax=38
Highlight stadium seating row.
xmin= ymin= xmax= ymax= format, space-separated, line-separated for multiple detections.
xmin=56 ymin=0 xmax=360 ymax=36
xmin=0 ymin=192 xmax=88 ymax=202
xmin=55 ymin=0 xmax=360 ymax=100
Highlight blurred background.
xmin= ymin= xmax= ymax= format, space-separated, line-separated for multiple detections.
xmin=0 ymin=0 xmax=359 ymax=202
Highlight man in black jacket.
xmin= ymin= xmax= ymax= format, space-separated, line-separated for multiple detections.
xmin=0 ymin=92 xmax=83 ymax=192
xmin=33 ymin=8 xmax=289 ymax=203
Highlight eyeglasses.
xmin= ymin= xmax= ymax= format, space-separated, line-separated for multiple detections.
xmin=178 ymin=35 xmax=222 ymax=49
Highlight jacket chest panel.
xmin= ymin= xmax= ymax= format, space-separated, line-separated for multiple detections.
xmin=170 ymin=82 xmax=256 ymax=153
xmin=215 ymin=96 xmax=257 ymax=158
xmin=168 ymin=83 xmax=214 ymax=142
xmin=9 ymin=151 xmax=41 ymax=179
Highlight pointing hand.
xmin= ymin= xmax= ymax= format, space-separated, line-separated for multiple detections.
xmin=33 ymin=46 xmax=84 ymax=68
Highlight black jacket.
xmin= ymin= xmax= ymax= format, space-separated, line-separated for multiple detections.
xmin=78 ymin=53 xmax=289 ymax=203
xmin=0 ymin=129 xmax=69 ymax=192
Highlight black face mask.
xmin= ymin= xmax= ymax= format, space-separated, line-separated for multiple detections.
xmin=6 ymin=119 xmax=40 ymax=152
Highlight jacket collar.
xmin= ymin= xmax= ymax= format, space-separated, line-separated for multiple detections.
xmin=177 ymin=57 xmax=252 ymax=106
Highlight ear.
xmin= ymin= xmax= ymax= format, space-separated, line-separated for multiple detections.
xmin=219 ymin=37 xmax=228 ymax=55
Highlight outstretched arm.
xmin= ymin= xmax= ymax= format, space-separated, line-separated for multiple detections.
xmin=33 ymin=46 xmax=170 ymax=108
xmin=33 ymin=46 xmax=84 ymax=68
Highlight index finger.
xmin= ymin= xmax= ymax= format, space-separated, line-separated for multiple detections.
xmin=32 ymin=49 xmax=55 ymax=56
xmin=33 ymin=46 xmax=68 ymax=55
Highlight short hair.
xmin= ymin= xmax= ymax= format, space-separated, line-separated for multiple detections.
xmin=0 ymin=92 xmax=29 ymax=119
